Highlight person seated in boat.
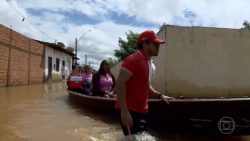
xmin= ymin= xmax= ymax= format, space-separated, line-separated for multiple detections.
xmin=81 ymin=65 xmax=93 ymax=95
xmin=92 ymin=60 xmax=115 ymax=98
xmin=67 ymin=65 xmax=84 ymax=93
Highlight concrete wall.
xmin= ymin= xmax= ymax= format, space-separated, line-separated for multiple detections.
xmin=0 ymin=24 xmax=44 ymax=87
xmin=154 ymin=25 xmax=250 ymax=96
xmin=152 ymin=28 xmax=168 ymax=95
xmin=44 ymin=46 xmax=72 ymax=81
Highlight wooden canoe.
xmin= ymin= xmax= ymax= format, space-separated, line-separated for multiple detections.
xmin=68 ymin=90 xmax=250 ymax=135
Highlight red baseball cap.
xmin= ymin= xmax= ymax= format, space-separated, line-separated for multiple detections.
xmin=138 ymin=30 xmax=165 ymax=44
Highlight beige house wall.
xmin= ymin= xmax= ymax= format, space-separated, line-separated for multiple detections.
xmin=154 ymin=25 xmax=250 ymax=97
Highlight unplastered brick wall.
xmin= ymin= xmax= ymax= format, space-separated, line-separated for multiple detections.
xmin=9 ymin=49 xmax=29 ymax=85
xmin=29 ymin=55 xmax=44 ymax=84
xmin=0 ymin=45 xmax=9 ymax=87
xmin=0 ymin=24 xmax=45 ymax=87
xmin=0 ymin=25 xmax=10 ymax=44
xmin=11 ymin=30 xmax=29 ymax=51
xmin=30 ymin=40 xmax=43 ymax=55
xmin=29 ymin=40 xmax=44 ymax=84
xmin=0 ymin=25 xmax=10 ymax=87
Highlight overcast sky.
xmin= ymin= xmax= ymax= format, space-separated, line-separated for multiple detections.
xmin=1 ymin=0 xmax=250 ymax=68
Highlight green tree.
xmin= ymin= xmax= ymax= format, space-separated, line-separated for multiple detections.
xmin=107 ymin=57 xmax=119 ymax=68
xmin=114 ymin=31 xmax=139 ymax=60
xmin=242 ymin=21 xmax=250 ymax=30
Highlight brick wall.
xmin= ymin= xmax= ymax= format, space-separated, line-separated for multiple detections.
xmin=29 ymin=55 xmax=44 ymax=84
xmin=11 ymin=30 xmax=29 ymax=51
xmin=30 ymin=40 xmax=44 ymax=55
xmin=29 ymin=40 xmax=45 ymax=84
xmin=0 ymin=24 xmax=45 ymax=87
xmin=0 ymin=45 xmax=9 ymax=87
xmin=9 ymin=49 xmax=29 ymax=85
xmin=0 ymin=25 xmax=10 ymax=44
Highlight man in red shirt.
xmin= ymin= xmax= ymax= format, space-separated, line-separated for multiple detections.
xmin=115 ymin=30 xmax=174 ymax=136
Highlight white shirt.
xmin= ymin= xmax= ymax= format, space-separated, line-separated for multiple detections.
xmin=148 ymin=59 xmax=156 ymax=84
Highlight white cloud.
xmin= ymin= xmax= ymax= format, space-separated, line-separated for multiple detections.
xmin=94 ymin=0 xmax=250 ymax=28
xmin=19 ymin=0 xmax=110 ymax=18
xmin=74 ymin=21 xmax=149 ymax=68
xmin=14 ymin=0 xmax=250 ymax=28
xmin=1 ymin=0 xmax=150 ymax=69
xmin=2 ymin=0 xmax=250 ymax=69
xmin=172 ymin=0 xmax=248 ymax=28
xmin=0 ymin=0 xmax=56 ymax=42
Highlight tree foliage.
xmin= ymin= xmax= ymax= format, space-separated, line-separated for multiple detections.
xmin=242 ymin=21 xmax=250 ymax=30
xmin=114 ymin=31 xmax=139 ymax=60
xmin=107 ymin=57 xmax=119 ymax=68
xmin=113 ymin=24 xmax=166 ymax=61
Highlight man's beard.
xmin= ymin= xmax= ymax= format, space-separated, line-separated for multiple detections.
xmin=149 ymin=50 xmax=158 ymax=56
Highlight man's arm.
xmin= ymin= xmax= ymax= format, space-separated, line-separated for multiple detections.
xmin=149 ymin=85 xmax=175 ymax=104
xmin=114 ymin=67 xmax=133 ymax=127
xmin=114 ymin=68 xmax=132 ymax=112
xmin=149 ymin=84 xmax=160 ymax=96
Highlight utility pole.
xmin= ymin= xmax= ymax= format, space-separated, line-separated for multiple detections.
xmin=85 ymin=54 xmax=87 ymax=65
xmin=75 ymin=38 xmax=78 ymax=65
xmin=74 ymin=30 xmax=92 ymax=66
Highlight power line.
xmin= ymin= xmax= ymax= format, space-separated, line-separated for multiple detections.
xmin=64 ymin=0 xmax=69 ymax=31
xmin=6 ymin=0 xmax=57 ymax=42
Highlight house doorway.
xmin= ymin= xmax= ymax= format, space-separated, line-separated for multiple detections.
xmin=48 ymin=57 xmax=52 ymax=81
xmin=62 ymin=60 xmax=65 ymax=79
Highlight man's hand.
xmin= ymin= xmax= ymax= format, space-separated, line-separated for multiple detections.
xmin=159 ymin=94 xmax=175 ymax=105
xmin=151 ymin=90 xmax=175 ymax=104
xmin=121 ymin=110 xmax=133 ymax=127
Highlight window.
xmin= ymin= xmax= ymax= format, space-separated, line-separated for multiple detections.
xmin=56 ymin=58 xmax=60 ymax=72
xmin=62 ymin=60 xmax=65 ymax=67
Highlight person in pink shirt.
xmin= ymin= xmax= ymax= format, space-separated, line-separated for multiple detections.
xmin=82 ymin=65 xmax=93 ymax=95
xmin=92 ymin=60 xmax=115 ymax=97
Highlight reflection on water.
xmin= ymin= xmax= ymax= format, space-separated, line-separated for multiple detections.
xmin=0 ymin=82 xmax=250 ymax=141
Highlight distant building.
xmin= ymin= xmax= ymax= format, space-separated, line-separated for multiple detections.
xmin=0 ymin=24 xmax=75 ymax=87
xmin=35 ymin=40 xmax=74 ymax=81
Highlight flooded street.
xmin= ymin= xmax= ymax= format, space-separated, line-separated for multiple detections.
xmin=0 ymin=82 xmax=121 ymax=141
xmin=0 ymin=82 xmax=250 ymax=141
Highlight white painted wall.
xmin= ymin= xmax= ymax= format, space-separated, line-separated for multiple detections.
xmin=155 ymin=25 xmax=250 ymax=96
xmin=44 ymin=46 xmax=72 ymax=81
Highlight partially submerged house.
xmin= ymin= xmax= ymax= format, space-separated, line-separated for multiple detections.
xmin=0 ymin=24 xmax=74 ymax=87
xmin=35 ymin=41 xmax=74 ymax=82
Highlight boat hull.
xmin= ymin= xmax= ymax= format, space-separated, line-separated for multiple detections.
xmin=68 ymin=90 xmax=250 ymax=135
